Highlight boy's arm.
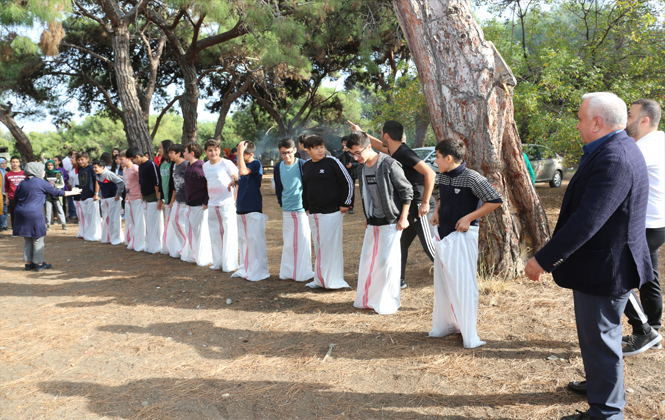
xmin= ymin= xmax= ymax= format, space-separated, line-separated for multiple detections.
xmin=301 ymin=165 xmax=309 ymax=213
xmin=388 ymin=161 xmax=413 ymax=231
xmin=109 ymin=172 xmax=125 ymax=198
xmin=430 ymin=199 xmax=441 ymax=226
xmin=169 ymin=190 xmax=176 ymax=207
xmin=236 ymin=142 xmax=251 ymax=176
xmin=331 ymin=157 xmax=353 ymax=212
xmin=456 ymin=173 xmax=503 ymax=232
xmin=413 ymin=161 xmax=436 ymax=216
xmin=93 ymin=173 xmax=100 ymax=201
xmin=274 ymin=162 xmax=283 ymax=207
xmin=456 ymin=202 xmax=501 ymax=232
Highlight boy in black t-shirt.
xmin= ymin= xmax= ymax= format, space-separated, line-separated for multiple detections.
xmin=429 ymin=139 xmax=502 ymax=349
xmin=302 ymin=135 xmax=353 ymax=289
xmin=127 ymin=147 xmax=163 ymax=254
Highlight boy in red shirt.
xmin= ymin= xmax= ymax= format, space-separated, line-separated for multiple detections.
xmin=4 ymin=156 xmax=26 ymax=232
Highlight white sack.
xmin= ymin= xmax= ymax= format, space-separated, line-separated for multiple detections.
xmin=180 ymin=205 xmax=213 ymax=266
xmin=126 ymin=198 xmax=146 ymax=252
xmin=354 ymin=224 xmax=402 ymax=314
xmin=160 ymin=206 xmax=171 ymax=255
xmin=280 ymin=211 xmax=315 ymax=282
xmin=232 ymin=212 xmax=269 ymax=281
xmin=144 ymin=201 xmax=164 ymax=254
xmin=208 ymin=203 xmax=239 ymax=272
xmin=75 ymin=201 xmax=83 ymax=238
xmin=307 ymin=211 xmax=350 ymax=289
xmin=166 ymin=202 xmax=188 ymax=258
xmin=429 ymin=226 xmax=485 ymax=349
xmin=100 ymin=197 xmax=124 ymax=245
xmin=79 ymin=198 xmax=101 ymax=242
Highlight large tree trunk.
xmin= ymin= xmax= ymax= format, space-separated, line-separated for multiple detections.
xmin=393 ymin=0 xmax=550 ymax=277
xmin=111 ymin=25 xmax=154 ymax=157
xmin=413 ymin=106 xmax=430 ymax=148
xmin=179 ymin=61 xmax=199 ymax=144
xmin=0 ymin=105 xmax=35 ymax=163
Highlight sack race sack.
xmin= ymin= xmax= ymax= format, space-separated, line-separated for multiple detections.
xmin=125 ymin=198 xmax=146 ymax=251
xmin=279 ymin=211 xmax=315 ymax=282
xmin=166 ymin=202 xmax=187 ymax=259
xmin=100 ymin=197 xmax=124 ymax=245
xmin=307 ymin=211 xmax=350 ymax=289
xmin=208 ymin=203 xmax=238 ymax=272
xmin=75 ymin=201 xmax=83 ymax=238
xmin=144 ymin=201 xmax=164 ymax=254
xmin=79 ymin=198 xmax=101 ymax=242
xmin=160 ymin=206 xmax=171 ymax=255
xmin=354 ymin=224 xmax=402 ymax=314
xmin=429 ymin=226 xmax=485 ymax=349
xmin=180 ymin=205 xmax=213 ymax=266
xmin=232 ymin=212 xmax=269 ymax=281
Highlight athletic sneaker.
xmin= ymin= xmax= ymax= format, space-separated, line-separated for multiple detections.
xmin=560 ymin=410 xmax=603 ymax=420
xmin=46 ymin=225 xmax=50 ymax=231
xmin=400 ymin=279 xmax=407 ymax=289
xmin=623 ymin=332 xmax=662 ymax=350
xmin=62 ymin=224 xmax=67 ymax=230
xmin=24 ymin=263 xmax=37 ymax=271
xmin=35 ymin=262 xmax=53 ymax=272
xmin=623 ymin=330 xmax=662 ymax=356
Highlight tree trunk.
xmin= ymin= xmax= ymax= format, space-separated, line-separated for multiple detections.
xmin=413 ymin=106 xmax=430 ymax=148
xmin=111 ymin=24 xmax=155 ymax=157
xmin=179 ymin=60 xmax=199 ymax=144
xmin=393 ymin=0 xmax=550 ymax=277
xmin=0 ymin=105 xmax=35 ymax=163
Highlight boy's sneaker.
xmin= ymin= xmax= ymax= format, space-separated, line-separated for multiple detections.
xmin=35 ymin=262 xmax=53 ymax=272
xmin=25 ymin=263 xmax=37 ymax=271
xmin=623 ymin=332 xmax=662 ymax=350
xmin=400 ymin=279 xmax=407 ymax=289
xmin=623 ymin=330 xmax=662 ymax=356
xmin=62 ymin=224 xmax=67 ymax=230
xmin=46 ymin=225 xmax=51 ymax=231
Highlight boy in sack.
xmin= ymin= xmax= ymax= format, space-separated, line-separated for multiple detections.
xmin=429 ymin=139 xmax=502 ymax=348
xmin=92 ymin=160 xmax=125 ymax=245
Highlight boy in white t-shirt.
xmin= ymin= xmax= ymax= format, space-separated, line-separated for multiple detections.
xmin=202 ymin=139 xmax=240 ymax=271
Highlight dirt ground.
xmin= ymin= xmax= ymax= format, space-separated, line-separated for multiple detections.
xmin=1 ymin=177 xmax=664 ymax=420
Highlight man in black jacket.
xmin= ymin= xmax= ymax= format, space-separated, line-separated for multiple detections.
xmin=337 ymin=135 xmax=359 ymax=214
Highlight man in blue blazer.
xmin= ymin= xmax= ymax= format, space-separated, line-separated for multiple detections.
xmin=525 ymin=92 xmax=655 ymax=420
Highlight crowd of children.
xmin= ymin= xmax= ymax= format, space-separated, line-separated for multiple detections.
xmin=4 ymin=121 xmax=503 ymax=349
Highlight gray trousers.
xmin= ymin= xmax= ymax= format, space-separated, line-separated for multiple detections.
xmin=24 ymin=237 xmax=45 ymax=264
xmin=45 ymin=200 xmax=66 ymax=226
xmin=574 ymin=289 xmax=629 ymax=420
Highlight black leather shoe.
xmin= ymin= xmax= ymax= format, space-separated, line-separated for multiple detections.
xmin=567 ymin=380 xmax=587 ymax=395
xmin=561 ymin=410 xmax=602 ymax=420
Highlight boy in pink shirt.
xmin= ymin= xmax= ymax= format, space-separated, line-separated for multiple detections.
xmin=120 ymin=151 xmax=145 ymax=251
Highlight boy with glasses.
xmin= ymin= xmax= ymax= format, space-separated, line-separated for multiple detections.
xmin=274 ymin=138 xmax=315 ymax=282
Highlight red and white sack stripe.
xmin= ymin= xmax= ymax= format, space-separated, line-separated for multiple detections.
xmin=279 ymin=211 xmax=314 ymax=282
xmin=231 ymin=212 xmax=269 ymax=281
xmin=208 ymin=203 xmax=238 ymax=272
xmin=180 ymin=205 xmax=212 ymax=266
xmin=429 ymin=226 xmax=485 ymax=349
xmin=354 ymin=224 xmax=402 ymax=314
xmin=165 ymin=202 xmax=188 ymax=259
xmin=306 ymin=211 xmax=350 ymax=289
xmin=100 ymin=197 xmax=123 ymax=245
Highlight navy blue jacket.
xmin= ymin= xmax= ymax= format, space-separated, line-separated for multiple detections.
xmin=13 ymin=177 xmax=64 ymax=238
xmin=273 ymin=159 xmax=305 ymax=207
xmin=535 ymin=130 xmax=652 ymax=296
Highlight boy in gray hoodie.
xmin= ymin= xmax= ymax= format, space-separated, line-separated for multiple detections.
xmin=346 ymin=131 xmax=413 ymax=314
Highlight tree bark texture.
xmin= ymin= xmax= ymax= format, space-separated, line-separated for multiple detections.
xmin=0 ymin=105 xmax=35 ymax=163
xmin=179 ymin=60 xmax=199 ymax=144
xmin=393 ymin=0 xmax=550 ymax=276
xmin=413 ymin=106 xmax=430 ymax=148
xmin=110 ymin=24 xmax=155 ymax=157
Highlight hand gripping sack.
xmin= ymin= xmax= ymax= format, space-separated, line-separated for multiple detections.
xmin=307 ymin=212 xmax=350 ymax=289
xmin=232 ymin=212 xmax=270 ymax=281
xmin=429 ymin=226 xmax=485 ymax=349
xmin=279 ymin=211 xmax=315 ymax=282
xmin=125 ymin=199 xmax=146 ymax=252
xmin=166 ymin=202 xmax=188 ymax=258
xmin=100 ymin=197 xmax=124 ymax=245
xmin=180 ymin=205 xmax=213 ymax=266
xmin=208 ymin=203 xmax=239 ymax=272
xmin=80 ymin=198 xmax=102 ymax=242
xmin=144 ymin=201 xmax=164 ymax=254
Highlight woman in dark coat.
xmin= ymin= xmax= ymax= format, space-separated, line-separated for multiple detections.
xmin=13 ymin=162 xmax=80 ymax=271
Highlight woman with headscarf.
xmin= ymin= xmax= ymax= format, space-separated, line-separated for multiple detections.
xmin=13 ymin=162 xmax=80 ymax=271
xmin=0 ymin=157 xmax=7 ymax=231
xmin=44 ymin=159 xmax=67 ymax=230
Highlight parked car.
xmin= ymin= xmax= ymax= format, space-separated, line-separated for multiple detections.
xmin=413 ymin=147 xmax=438 ymax=191
xmin=522 ymin=144 xmax=566 ymax=188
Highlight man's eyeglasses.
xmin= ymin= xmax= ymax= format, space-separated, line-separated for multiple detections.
xmin=349 ymin=145 xmax=368 ymax=157
xmin=280 ymin=150 xmax=295 ymax=156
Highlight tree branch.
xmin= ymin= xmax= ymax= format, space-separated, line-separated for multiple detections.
xmin=61 ymin=41 xmax=116 ymax=69
xmin=151 ymin=94 xmax=183 ymax=139
xmin=73 ymin=1 xmax=112 ymax=34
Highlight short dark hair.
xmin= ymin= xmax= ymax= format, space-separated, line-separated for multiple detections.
xmin=382 ymin=120 xmax=404 ymax=142
xmin=242 ymin=141 xmax=256 ymax=155
xmin=435 ymin=139 xmax=466 ymax=163
xmin=345 ymin=132 xmax=370 ymax=149
xmin=161 ymin=140 xmax=174 ymax=159
xmin=340 ymin=135 xmax=350 ymax=144
xmin=92 ymin=160 xmax=105 ymax=167
xmin=278 ymin=138 xmax=295 ymax=149
xmin=169 ymin=143 xmax=184 ymax=157
xmin=204 ymin=139 xmax=221 ymax=151
xmin=100 ymin=152 xmax=113 ymax=166
xmin=67 ymin=150 xmax=75 ymax=157
xmin=305 ymin=135 xmax=325 ymax=149
xmin=76 ymin=151 xmax=89 ymax=159
xmin=185 ymin=143 xmax=203 ymax=159
xmin=231 ymin=147 xmax=237 ymax=154
xmin=633 ymin=99 xmax=662 ymax=127
xmin=297 ymin=133 xmax=310 ymax=146
xmin=10 ymin=155 xmax=20 ymax=162
xmin=125 ymin=147 xmax=141 ymax=159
